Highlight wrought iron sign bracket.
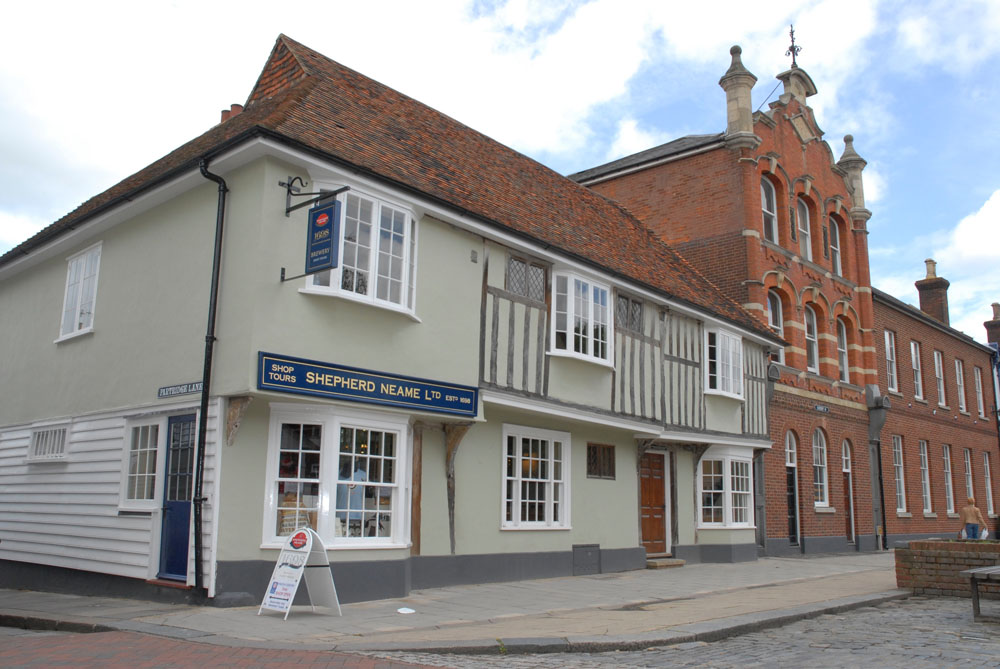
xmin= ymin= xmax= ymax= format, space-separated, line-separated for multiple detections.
xmin=278 ymin=176 xmax=349 ymax=217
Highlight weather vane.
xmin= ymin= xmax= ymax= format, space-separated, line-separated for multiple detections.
xmin=786 ymin=24 xmax=802 ymax=67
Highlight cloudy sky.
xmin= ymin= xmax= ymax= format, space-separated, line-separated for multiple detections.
xmin=2 ymin=0 xmax=998 ymax=341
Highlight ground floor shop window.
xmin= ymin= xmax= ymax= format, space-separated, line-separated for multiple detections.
xmin=502 ymin=425 xmax=570 ymax=529
xmin=698 ymin=446 xmax=754 ymax=528
xmin=264 ymin=405 xmax=409 ymax=547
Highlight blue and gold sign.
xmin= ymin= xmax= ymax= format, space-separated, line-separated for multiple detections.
xmin=257 ymin=352 xmax=478 ymax=417
xmin=305 ymin=201 xmax=340 ymax=274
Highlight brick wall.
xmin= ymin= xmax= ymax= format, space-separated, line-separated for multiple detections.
xmin=873 ymin=294 xmax=1000 ymax=540
xmin=896 ymin=539 xmax=1000 ymax=598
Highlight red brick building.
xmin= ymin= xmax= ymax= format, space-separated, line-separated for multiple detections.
xmin=572 ymin=46 xmax=1000 ymax=555
xmin=874 ymin=261 xmax=999 ymax=542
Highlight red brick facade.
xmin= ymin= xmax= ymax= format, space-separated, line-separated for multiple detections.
xmin=575 ymin=49 xmax=1000 ymax=556
xmin=874 ymin=287 xmax=999 ymax=539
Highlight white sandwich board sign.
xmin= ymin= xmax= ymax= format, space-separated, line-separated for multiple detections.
xmin=258 ymin=527 xmax=341 ymax=619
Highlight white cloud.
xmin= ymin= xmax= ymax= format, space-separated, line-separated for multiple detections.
xmin=893 ymin=0 xmax=1000 ymax=73
xmin=861 ymin=164 xmax=886 ymax=204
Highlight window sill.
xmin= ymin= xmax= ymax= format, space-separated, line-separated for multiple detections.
xmin=887 ymin=389 xmax=903 ymax=397
xmin=298 ymin=287 xmax=422 ymax=322
xmin=937 ymin=404 xmax=950 ymax=410
xmin=814 ymin=506 xmax=836 ymax=514
xmin=913 ymin=397 xmax=928 ymax=404
xmin=547 ymin=350 xmax=614 ymax=370
xmin=118 ymin=509 xmax=154 ymax=516
xmin=54 ymin=327 xmax=94 ymax=344
xmin=896 ymin=511 xmax=912 ymax=518
xmin=959 ymin=410 xmax=970 ymax=416
xmin=923 ymin=512 xmax=937 ymax=518
xmin=704 ymin=389 xmax=745 ymax=402
xmin=947 ymin=513 xmax=959 ymax=519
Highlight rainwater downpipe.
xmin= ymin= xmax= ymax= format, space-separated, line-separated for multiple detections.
xmin=193 ymin=158 xmax=228 ymax=593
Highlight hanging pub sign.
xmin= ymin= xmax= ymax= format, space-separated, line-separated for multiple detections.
xmin=305 ymin=200 xmax=341 ymax=274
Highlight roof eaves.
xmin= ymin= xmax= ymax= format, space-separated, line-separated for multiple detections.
xmin=872 ymin=286 xmax=992 ymax=354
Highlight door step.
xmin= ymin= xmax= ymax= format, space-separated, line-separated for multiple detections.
xmin=646 ymin=557 xmax=685 ymax=569
xmin=146 ymin=578 xmax=192 ymax=589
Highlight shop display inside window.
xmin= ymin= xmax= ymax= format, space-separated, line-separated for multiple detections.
xmin=276 ymin=423 xmax=321 ymax=536
xmin=335 ymin=426 xmax=396 ymax=538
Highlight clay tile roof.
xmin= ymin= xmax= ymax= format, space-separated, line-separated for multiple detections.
xmin=2 ymin=34 xmax=773 ymax=339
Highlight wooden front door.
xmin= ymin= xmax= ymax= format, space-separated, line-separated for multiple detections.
xmin=640 ymin=451 xmax=669 ymax=555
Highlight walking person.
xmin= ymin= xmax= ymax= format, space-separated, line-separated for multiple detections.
xmin=959 ymin=497 xmax=987 ymax=540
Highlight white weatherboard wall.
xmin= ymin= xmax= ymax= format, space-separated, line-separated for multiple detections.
xmin=0 ymin=400 xmax=221 ymax=593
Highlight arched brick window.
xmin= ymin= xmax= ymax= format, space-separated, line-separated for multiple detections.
xmin=761 ymin=178 xmax=778 ymax=243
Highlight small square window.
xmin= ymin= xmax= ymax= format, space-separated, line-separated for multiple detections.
xmin=586 ymin=443 xmax=615 ymax=479
xmin=615 ymin=295 xmax=643 ymax=334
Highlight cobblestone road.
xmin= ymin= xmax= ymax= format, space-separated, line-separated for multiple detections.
xmin=373 ymin=597 xmax=1000 ymax=668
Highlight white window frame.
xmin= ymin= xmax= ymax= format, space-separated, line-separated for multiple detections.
xmin=552 ymin=272 xmax=611 ymax=364
xmin=884 ymin=330 xmax=897 ymax=392
xmin=26 ymin=423 xmax=70 ymax=462
xmin=705 ymin=328 xmax=744 ymax=399
xmin=767 ymin=290 xmax=785 ymax=364
xmin=797 ymin=198 xmax=812 ymax=261
xmin=118 ymin=417 xmax=167 ymax=511
xmin=761 ymin=178 xmax=778 ymax=243
xmin=785 ymin=431 xmax=797 ymax=467
xmin=919 ymin=440 xmax=932 ymax=514
xmin=934 ymin=350 xmax=946 ymax=406
xmin=829 ymin=217 xmax=842 ymax=275
xmin=911 ymin=341 xmax=924 ymax=400
xmin=697 ymin=446 xmax=755 ymax=528
xmin=813 ymin=428 xmax=829 ymax=507
xmin=262 ymin=404 xmax=410 ymax=548
xmin=943 ymin=444 xmax=955 ymax=514
xmin=974 ymin=367 xmax=986 ymax=418
xmin=892 ymin=435 xmax=906 ymax=512
xmin=984 ymin=453 xmax=995 ymax=515
xmin=501 ymin=424 xmax=571 ymax=530
xmin=306 ymin=189 xmax=418 ymax=314
xmin=955 ymin=360 xmax=967 ymax=412
xmin=842 ymin=440 xmax=852 ymax=473
xmin=964 ymin=448 xmax=974 ymax=500
xmin=836 ymin=318 xmax=849 ymax=383
xmin=57 ymin=242 xmax=102 ymax=341
xmin=804 ymin=306 xmax=819 ymax=374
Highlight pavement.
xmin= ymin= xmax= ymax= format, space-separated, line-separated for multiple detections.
xmin=0 ymin=551 xmax=908 ymax=655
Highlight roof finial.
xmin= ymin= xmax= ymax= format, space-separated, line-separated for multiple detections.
xmin=786 ymin=24 xmax=802 ymax=68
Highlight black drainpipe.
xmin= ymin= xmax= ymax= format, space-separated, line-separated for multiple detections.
xmin=194 ymin=158 xmax=228 ymax=593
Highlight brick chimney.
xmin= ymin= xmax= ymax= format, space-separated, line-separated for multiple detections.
xmin=984 ymin=302 xmax=1000 ymax=345
xmin=220 ymin=103 xmax=244 ymax=123
xmin=915 ymin=259 xmax=950 ymax=325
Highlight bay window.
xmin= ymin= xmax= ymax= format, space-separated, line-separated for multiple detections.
xmin=553 ymin=273 xmax=611 ymax=363
xmin=698 ymin=447 xmax=754 ymax=527
xmin=263 ymin=406 xmax=408 ymax=547
xmin=308 ymin=190 xmax=417 ymax=312
xmin=706 ymin=328 xmax=743 ymax=398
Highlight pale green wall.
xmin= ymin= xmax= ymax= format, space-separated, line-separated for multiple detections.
xmin=230 ymin=159 xmax=484 ymax=395
xmin=0 ymin=179 xmax=222 ymax=426
xmin=419 ymin=404 xmax=640 ymax=556
xmin=674 ymin=448 xmax=697 ymax=547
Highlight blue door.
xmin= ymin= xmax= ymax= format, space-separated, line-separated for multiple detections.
xmin=159 ymin=414 xmax=196 ymax=580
